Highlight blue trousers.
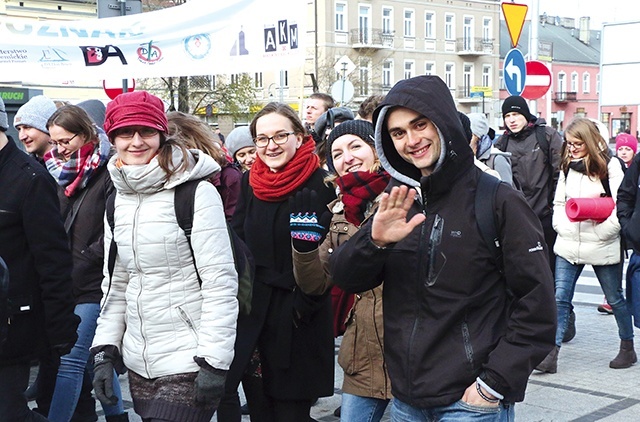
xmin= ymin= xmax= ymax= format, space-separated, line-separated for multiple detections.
xmin=390 ymin=397 xmax=514 ymax=422
xmin=340 ymin=393 xmax=390 ymax=422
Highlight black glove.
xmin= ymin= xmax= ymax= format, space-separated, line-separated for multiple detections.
xmin=289 ymin=188 xmax=331 ymax=253
xmin=92 ymin=345 xmax=125 ymax=406
xmin=51 ymin=342 xmax=75 ymax=358
xmin=193 ymin=357 xmax=227 ymax=407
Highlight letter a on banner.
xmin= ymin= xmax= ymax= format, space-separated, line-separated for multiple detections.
xmin=501 ymin=2 xmax=528 ymax=48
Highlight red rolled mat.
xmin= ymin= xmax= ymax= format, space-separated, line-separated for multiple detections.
xmin=565 ymin=197 xmax=615 ymax=223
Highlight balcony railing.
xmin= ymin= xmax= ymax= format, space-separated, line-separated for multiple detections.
xmin=554 ymin=92 xmax=577 ymax=102
xmin=350 ymin=28 xmax=394 ymax=49
xmin=455 ymin=37 xmax=494 ymax=55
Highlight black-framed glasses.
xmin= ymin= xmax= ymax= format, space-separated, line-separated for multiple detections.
xmin=566 ymin=141 xmax=585 ymax=150
xmin=51 ymin=133 xmax=78 ymax=146
xmin=113 ymin=127 xmax=160 ymax=140
xmin=254 ymin=131 xmax=295 ymax=148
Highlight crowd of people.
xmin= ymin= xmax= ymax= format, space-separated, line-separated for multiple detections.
xmin=1 ymin=74 xmax=639 ymax=422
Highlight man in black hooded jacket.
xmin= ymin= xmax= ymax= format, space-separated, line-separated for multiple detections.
xmin=330 ymin=75 xmax=556 ymax=420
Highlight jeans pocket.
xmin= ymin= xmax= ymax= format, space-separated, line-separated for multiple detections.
xmin=456 ymin=399 xmax=501 ymax=414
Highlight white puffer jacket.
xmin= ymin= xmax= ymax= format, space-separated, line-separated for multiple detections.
xmin=93 ymin=147 xmax=238 ymax=379
xmin=553 ymin=158 xmax=625 ymax=266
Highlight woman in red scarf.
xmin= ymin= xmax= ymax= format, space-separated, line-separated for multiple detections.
xmin=292 ymin=120 xmax=392 ymax=421
xmin=228 ymin=103 xmax=336 ymax=421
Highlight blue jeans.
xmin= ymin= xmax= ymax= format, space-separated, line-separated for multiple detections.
xmin=626 ymin=252 xmax=640 ymax=329
xmin=48 ymin=303 xmax=124 ymax=422
xmin=390 ymin=397 xmax=514 ymax=422
xmin=554 ymin=256 xmax=634 ymax=347
xmin=341 ymin=393 xmax=390 ymax=422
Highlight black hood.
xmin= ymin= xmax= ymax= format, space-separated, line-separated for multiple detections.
xmin=372 ymin=75 xmax=473 ymax=189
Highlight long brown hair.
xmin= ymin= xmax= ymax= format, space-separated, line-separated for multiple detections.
xmin=166 ymin=111 xmax=228 ymax=167
xmin=561 ymin=118 xmax=610 ymax=179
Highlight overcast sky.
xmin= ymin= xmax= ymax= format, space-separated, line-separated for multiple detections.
xmin=519 ymin=0 xmax=640 ymax=29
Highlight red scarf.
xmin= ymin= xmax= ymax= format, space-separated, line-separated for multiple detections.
xmin=336 ymin=170 xmax=391 ymax=226
xmin=249 ymin=136 xmax=320 ymax=202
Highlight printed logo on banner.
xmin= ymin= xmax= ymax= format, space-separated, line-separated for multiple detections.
xmin=0 ymin=48 xmax=28 ymax=64
xmin=230 ymin=28 xmax=249 ymax=56
xmin=79 ymin=45 xmax=127 ymax=66
xmin=39 ymin=47 xmax=71 ymax=69
xmin=184 ymin=34 xmax=211 ymax=60
xmin=263 ymin=19 xmax=298 ymax=54
xmin=137 ymin=41 xmax=163 ymax=65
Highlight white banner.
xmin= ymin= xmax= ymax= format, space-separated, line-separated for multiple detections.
xmin=0 ymin=0 xmax=305 ymax=83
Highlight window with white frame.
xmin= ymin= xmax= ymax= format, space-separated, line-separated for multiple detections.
xmin=254 ymin=72 xmax=262 ymax=88
xmin=445 ymin=63 xmax=455 ymax=88
xmin=383 ymin=60 xmax=393 ymax=87
xmin=404 ymin=60 xmax=415 ymax=79
xmin=335 ymin=2 xmax=347 ymax=32
xmin=359 ymin=58 xmax=370 ymax=96
xmin=482 ymin=65 xmax=491 ymax=87
xmin=282 ymin=70 xmax=289 ymax=87
xmin=404 ymin=9 xmax=415 ymax=37
xmin=582 ymin=72 xmax=590 ymax=93
xmin=571 ymin=71 xmax=578 ymax=92
xmin=463 ymin=16 xmax=473 ymax=50
xmin=425 ymin=11 xmax=435 ymax=39
xmin=463 ymin=63 xmax=473 ymax=96
xmin=358 ymin=5 xmax=371 ymax=44
xmin=483 ymin=17 xmax=492 ymax=41
xmin=382 ymin=7 xmax=393 ymax=34
xmin=557 ymin=72 xmax=566 ymax=93
xmin=596 ymin=73 xmax=600 ymax=94
xmin=425 ymin=62 xmax=435 ymax=75
xmin=445 ymin=13 xmax=455 ymax=40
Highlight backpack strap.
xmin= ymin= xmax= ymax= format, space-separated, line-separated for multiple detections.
xmin=476 ymin=172 xmax=503 ymax=275
xmin=174 ymin=179 xmax=203 ymax=286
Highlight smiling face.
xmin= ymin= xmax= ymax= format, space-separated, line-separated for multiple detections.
xmin=386 ymin=107 xmax=441 ymax=177
xmin=503 ymin=111 xmax=528 ymax=134
xmin=235 ymin=145 xmax=257 ymax=171
xmin=331 ymin=134 xmax=376 ymax=177
xmin=113 ymin=125 xmax=161 ymax=165
xmin=17 ymin=125 xmax=52 ymax=158
xmin=565 ymin=133 xmax=588 ymax=160
xmin=254 ymin=112 xmax=303 ymax=172
xmin=48 ymin=124 xmax=86 ymax=161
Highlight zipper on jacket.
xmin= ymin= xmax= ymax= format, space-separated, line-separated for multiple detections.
xmin=176 ymin=305 xmax=199 ymax=341
xmin=407 ymin=198 xmax=428 ymax=401
xmin=426 ymin=215 xmax=444 ymax=287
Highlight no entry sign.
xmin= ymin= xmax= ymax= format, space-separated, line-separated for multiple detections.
xmin=103 ymin=79 xmax=135 ymax=100
xmin=521 ymin=61 xmax=551 ymax=100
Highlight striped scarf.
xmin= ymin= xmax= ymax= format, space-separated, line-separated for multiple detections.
xmin=44 ymin=137 xmax=111 ymax=197
xmin=336 ymin=170 xmax=391 ymax=226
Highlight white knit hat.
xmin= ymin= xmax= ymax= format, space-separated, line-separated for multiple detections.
xmin=225 ymin=126 xmax=254 ymax=159
xmin=14 ymin=95 xmax=57 ymax=134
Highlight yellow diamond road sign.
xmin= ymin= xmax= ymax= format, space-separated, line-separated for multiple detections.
xmin=502 ymin=2 xmax=528 ymax=48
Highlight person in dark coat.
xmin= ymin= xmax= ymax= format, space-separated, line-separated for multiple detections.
xmin=0 ymin=96 xmax=80 ymax=421
xmin=330 ymin=76 xmax=556 ymax=420
xmin=38 ymin=105 xmax=128 ymax=422
xmin=229 ymin=102 xmax=336 ymax=421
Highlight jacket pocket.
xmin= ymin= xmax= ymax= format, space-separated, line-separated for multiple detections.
xmin=337 ymin=300 xmax=360 ymax=375
xmin=176 ymin=305 xmax=199 ymax=342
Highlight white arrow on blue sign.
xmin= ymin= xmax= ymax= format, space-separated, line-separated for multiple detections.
xmin=504 ymin=48 xmax=526 ymax=96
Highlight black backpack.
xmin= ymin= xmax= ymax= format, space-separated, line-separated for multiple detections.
xmin=476 ymin=172 xmax=504 ymax=274
xmin=0 ymin=256 xmax=8 ymax=354
xmin=105 ymin=179 xmax=254 ymax=315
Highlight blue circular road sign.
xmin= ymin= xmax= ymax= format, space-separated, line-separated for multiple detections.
xmin=504 ymin=48 xmax=527 ymax=96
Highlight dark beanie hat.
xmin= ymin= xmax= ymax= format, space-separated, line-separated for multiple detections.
xmin=104 ymin=91 xmax=168 ymax=137
xmin=502 ymin=95 xmax=532 ymax=121
xmin=325 ymin=119 xmax=375 ymax=174
xmin=457 ymin=112 xmax=473 ymax=143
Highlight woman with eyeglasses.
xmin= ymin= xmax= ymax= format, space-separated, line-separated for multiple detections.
xmin=42 ymin=104 xmax=128 ymax=422
xmin=90 ymin=91 xmax=238 ymax=421
xmin=229 ymin=102 xmax=336 ymax=421
xmin=536 ymin=117 xmax=635 ymax=374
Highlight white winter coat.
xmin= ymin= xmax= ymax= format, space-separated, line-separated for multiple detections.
xmin=93 ymin=147 xmax=238 ymax=379
xmin=553 ymin=158 xmax=625 ymax=266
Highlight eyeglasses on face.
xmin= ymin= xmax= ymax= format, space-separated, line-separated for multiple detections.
xmin=254 ymin=131 xmax=295 ymax=148
xmin=113 ymin=127 xmax=160 ymax=139
xmin=51 ymin=133 xmax=79 ymax=146
xmin=566 ymin=141 xmax=586 ymax=150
